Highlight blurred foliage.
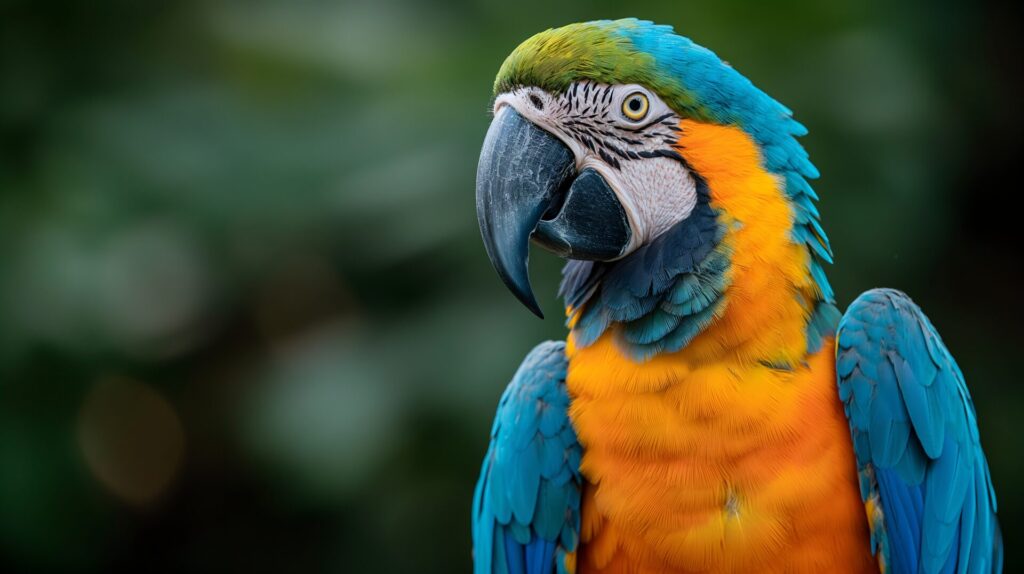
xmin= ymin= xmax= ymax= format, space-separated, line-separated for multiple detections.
xmin=0 ymin=0 xmax=1021 ymax=572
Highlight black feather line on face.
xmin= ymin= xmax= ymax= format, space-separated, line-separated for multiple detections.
xmin=603 ymin=141 xmax=631 ymax=161
xmin=598 ymin=149 xmax=621 ymax=169
xmin=536 ymin=82 xmax=685 ymax=172
xmin=636 ymin=149 xmax=684 ymax=162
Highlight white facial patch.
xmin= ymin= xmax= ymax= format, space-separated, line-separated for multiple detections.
xmin=617 ymin=156 xmax=696 ymax=242
xmin=494 ymin=82 xmax=698 ymax=255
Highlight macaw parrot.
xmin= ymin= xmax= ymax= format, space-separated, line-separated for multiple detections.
xmin=470 ymin=18 xmax=1002 ymax=574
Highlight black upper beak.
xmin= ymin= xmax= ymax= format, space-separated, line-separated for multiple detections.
xmin=475 ymin=106 xmax=631 ymax=317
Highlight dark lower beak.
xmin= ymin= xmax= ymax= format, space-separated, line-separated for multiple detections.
xmin=475 ymin=106 xmax=631 ymax=318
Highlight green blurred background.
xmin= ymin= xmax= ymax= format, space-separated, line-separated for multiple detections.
xmin=1 ymin=0 xmax=1020 ymax=571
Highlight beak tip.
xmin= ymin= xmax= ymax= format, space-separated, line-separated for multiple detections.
xmin=496 ymin=264 xmax=545 ymax=319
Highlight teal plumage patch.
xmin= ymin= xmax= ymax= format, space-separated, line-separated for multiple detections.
xmin=559 ymin=176 xmax=727 ymax=361
xmin=805 ymin=299 xmax=841 ymax=355
xmin=836 ymin=289 xmax=1002 ymax=574
xmin=472 ymin=341 xmax=582 ymax=574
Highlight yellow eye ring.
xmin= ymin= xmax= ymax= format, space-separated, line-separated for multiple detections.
xmin=621 ymin=92 xmax=649 ymax=121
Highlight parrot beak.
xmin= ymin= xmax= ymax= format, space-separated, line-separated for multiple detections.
xmin=476 ymin=106 xmax=632 ymax=318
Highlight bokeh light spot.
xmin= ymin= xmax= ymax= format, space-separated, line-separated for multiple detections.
xmin=77 ymin=377 xmax=185 ymax=507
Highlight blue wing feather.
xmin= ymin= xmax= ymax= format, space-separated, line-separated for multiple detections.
xmin=472 ymin=341 xmax=582 ymax=574
xmin=836 ymin=289 xmax=1001 ymax=574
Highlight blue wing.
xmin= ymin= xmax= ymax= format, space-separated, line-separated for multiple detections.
xmin=836 ymin=289 xmax=1002 ymax=574
xmin=472 ymin=341 xmax=583 ymax=574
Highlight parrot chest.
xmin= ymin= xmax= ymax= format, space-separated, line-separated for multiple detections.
xmin=565 ymin=337 xmax=878 ymax=574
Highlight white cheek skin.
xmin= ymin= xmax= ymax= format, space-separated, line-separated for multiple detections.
xmin=616 ymin=157 xmax=698 ymax=246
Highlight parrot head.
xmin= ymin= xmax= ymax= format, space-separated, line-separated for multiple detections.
xmin=476 ymin=19 xmax=833 ymax=358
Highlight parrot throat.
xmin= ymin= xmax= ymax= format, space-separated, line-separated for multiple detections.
xmin=559 ymin=175 xmax=730 ymax=362
xmin=559 ymin=173 xmax=840 ymax=364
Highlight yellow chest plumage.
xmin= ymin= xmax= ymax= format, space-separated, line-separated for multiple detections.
xmin=561 ymin=120 xmax=877 ymax=573
xmin=566 ymin=334 xmax=876 ymax=573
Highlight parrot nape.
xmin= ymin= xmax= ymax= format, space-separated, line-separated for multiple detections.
xmin=470 ymin=19 xmax=1002 ymax=574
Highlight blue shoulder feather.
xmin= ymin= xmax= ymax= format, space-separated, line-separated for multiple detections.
xmin=472 ymin=341 xmax=582 ymax=574
xmin=836 ymin=289 xmax=1002 ymax=574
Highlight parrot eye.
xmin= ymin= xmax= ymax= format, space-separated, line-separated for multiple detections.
xmin=621 ymin=92 xmax=649 ymax=121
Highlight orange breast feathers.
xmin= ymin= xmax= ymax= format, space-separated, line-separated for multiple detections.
xmin=566 ymin=338 xmax=877 ymax=573
xmin=562 ymin=121 xmax=877 ymax=573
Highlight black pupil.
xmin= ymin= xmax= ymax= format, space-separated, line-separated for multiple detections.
xmin=529 ymin=94 xmax=544 ymax=110
xmin=629 ymin=98 xmax=642 ymax=112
